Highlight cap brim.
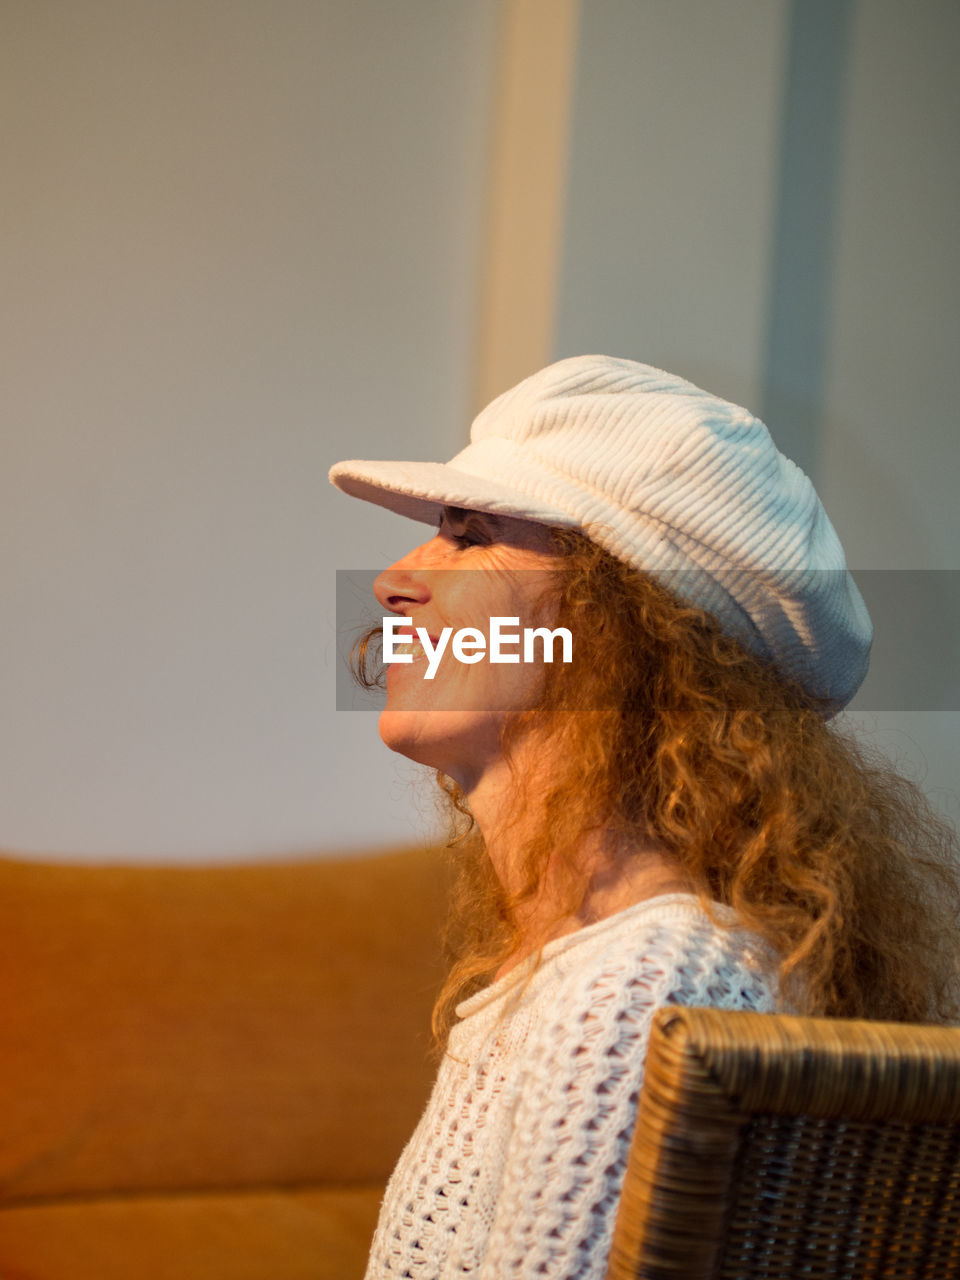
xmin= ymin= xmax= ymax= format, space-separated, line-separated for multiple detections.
xmin=328 ymin=458 xmax=578 ymax=529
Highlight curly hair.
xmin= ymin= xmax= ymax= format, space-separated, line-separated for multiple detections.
xmin=353 ymin=528 xmax=960 ymax=1048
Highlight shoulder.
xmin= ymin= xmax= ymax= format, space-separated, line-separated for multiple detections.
xmin=488 ymin=897 xmax=776 ymax=1162
xmin=537 ymin=896 xmax=779 ymax=1046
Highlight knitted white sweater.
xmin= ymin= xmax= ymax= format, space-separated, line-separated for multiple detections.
xmin=364 ymin=894 xmax=779 ymax=1279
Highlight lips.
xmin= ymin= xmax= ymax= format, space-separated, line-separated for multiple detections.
xmin=393 ymin=639 xmax=428 ymax=660
xmin=393 ymin=629 xmax=440 ymax=645
xmin=390 ymin=628 xmax=440 ymax=662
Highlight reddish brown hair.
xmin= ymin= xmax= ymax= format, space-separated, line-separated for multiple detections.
xmin=354 ymin=529 xmax=960 ymax=1048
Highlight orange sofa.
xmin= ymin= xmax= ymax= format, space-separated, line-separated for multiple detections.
xmin=0 ymin=845 xmax=450 ymax=1279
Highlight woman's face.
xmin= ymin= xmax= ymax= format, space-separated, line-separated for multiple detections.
xmin=372 ymin=506 xmax=563 ymax=789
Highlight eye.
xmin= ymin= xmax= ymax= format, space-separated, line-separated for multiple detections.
xmin=451 ymin=529 xmax=483 ymax=549
xmin=438 ymin=510 xmax=490 ymax=549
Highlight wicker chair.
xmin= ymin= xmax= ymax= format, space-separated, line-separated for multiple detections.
xmin=606 ymin=1006 xmax=960 ymax=1280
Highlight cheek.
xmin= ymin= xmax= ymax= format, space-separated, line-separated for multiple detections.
xmin=441 ymin=574 xmax=514 ymax=630
xmin=436 ymin=562 xmax=563 ymax=663
xmin=484 ymin=558 xmax=558 ymax=613
xmin=506 ymin=573 xmax=561 ymax=631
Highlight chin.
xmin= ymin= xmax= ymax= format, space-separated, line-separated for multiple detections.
xmin=377 ymin=706 xmax=501 ymax=780
xmin=377 ymin=707 xmax=462 ymax=769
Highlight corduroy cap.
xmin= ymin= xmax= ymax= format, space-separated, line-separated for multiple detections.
xmin=329 ymin=355 xmax=872 ymax=711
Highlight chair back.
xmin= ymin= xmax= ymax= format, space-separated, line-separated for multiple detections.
xmin=606 ymin=1006 xmax=960 ymax=1280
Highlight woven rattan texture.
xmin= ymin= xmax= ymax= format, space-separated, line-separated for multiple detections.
xmin=718 ymin=1113 xmax=960 ymax=1278
xmin=606 ymin=1008 xmax=960 ymax=1280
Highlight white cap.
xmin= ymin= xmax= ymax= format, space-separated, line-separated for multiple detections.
xmin=330 ymin=355 xmax=871 ymax=711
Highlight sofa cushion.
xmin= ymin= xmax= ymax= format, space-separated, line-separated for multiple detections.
xmin=0 ymin=846 xmax=449 ymax=1202
xmin=0 ymin=1185 xmax=384 ymax=1280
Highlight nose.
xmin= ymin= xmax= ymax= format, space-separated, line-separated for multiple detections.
xmin=373 ymin=536 xmax=439 ymax=613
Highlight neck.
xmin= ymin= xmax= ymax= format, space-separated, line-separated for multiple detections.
xmin=456 ymin=734 xmax=693 ymax=981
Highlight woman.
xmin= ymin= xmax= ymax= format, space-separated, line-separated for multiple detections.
xmin=330 ymin=355 xmax=959 ymax=1279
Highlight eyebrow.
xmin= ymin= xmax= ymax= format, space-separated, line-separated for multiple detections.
xmin=438 ymin=505 xmax=505 ymax=535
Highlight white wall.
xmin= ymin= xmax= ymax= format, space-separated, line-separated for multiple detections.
xmin=818 ymin=0 xmax=960 ymax=831
xmin=3 ymin=0 xmax=956 ymax=862
xmin=554 ymin=0 xmax=789 ymax=412
xmin=553 ymin=0 xmax=959 ymax=831
xmin=1 ymin=0 xmax=498 ymax=859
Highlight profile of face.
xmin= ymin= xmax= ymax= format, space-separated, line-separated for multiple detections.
xmin=372 ymin=506 xmax=563 ymax=790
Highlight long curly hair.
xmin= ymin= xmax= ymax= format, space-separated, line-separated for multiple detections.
xmin=353 ymin=528 xmax=960 ymax=1048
